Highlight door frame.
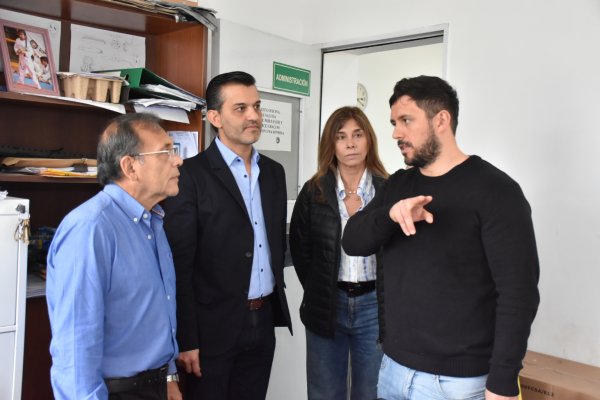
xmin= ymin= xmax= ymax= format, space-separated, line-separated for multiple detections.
xmin=319 ymin=24 xmax=449 ymax=135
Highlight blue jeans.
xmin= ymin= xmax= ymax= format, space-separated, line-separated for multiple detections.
xmin=306 ymin=289 xmax=382 ymax=400
xmin=377 ymin=354 xmax=487 ymax=400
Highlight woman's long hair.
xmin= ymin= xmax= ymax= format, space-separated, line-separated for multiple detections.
xmin=309 ymin=106 xmax=388 ymax=199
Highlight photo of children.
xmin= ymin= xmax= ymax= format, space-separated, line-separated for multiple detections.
xmin=0 ymin=20 xmax=59 ymax=95
xmin=30 ymin=38 xmax=47 ymax=66
xmin=35 ymin=56 xmax=52 ymax=84
xmin=13 ymin=28 xmax=41 ymax=89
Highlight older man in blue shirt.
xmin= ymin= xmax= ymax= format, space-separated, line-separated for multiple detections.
xmin=46 ymin=113 xmax=183 ymax=400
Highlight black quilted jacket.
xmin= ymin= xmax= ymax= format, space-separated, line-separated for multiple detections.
xmin=289 ymin=170 xmax=386 ymax=338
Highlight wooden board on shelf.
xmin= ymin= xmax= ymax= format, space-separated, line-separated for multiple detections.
xmin=0 ymin=91 xmax=121 ymax=110
xmin=0 ymin=173 xmax=97 ymax=184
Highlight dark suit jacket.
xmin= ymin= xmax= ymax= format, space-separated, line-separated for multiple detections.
xmin=164 ymin=140 xmax=292 ymax=357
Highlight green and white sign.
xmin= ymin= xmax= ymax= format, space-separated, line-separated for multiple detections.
xmin=273 ymin=62 xmax=310 ymax=96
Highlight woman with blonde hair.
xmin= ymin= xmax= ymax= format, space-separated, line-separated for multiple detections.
xmin=290 ymin=106 xmax=388 ymax=400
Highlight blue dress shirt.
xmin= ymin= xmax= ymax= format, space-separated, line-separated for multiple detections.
xmin=215 ymin=138 xmax=275 ymax=299
xmin=46 ymin=184 xmax=178 ymax=400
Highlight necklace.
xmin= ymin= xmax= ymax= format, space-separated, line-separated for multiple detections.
xmin=345 ymin=188 xmax=358 ymax=195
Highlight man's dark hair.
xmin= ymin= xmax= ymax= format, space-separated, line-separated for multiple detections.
xmin=97 ymin=113 xmax=163 ymax=186
xmin=205 ymin=71 xmax=256 ymax=112
xmin=389 ymin=75 xmax=459 ymax=134
xmin=205 ymin=71 xmax=256 ymax=135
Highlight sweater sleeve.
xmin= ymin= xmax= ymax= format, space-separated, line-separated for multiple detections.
xmin=481 ymin=180 xmax=540 ymax=396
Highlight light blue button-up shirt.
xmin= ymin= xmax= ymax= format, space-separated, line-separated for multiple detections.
xmin=46 ymin=184 xmax=178 ymax=400
xmin=215 ymin=138 xmax=275 ymax=299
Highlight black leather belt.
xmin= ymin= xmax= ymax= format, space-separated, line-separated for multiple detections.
xmin=337 ymin=281 xmax=376 ymax=297
xmin=104 ymin=365 xmax=168 ymax=394
xmin=247 ymin=293 xmax=272 ymax=311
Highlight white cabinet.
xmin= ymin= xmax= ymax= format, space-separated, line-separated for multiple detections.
xmin=0 ymin=197 xmax=29 ymax=400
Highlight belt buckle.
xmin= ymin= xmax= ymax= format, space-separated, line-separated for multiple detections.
xmin=347 ymin=285 xmax=357 ymax=296
xmin=341 ymin=281 xmax=373 ymax=297
xmin=248 ymin=297 xmax=263 ymax=311
xmin=247 ymin=294 xmax=271 ymax=310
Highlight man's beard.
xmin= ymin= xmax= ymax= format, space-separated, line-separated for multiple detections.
xmin=398 ymin=126 xmax=441 ymax=168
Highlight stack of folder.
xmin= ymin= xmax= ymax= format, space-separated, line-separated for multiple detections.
xmin=97 ymin=67 xmax=205 ymax=107
xmin=96 ymin=67 xmax=206 ymax=123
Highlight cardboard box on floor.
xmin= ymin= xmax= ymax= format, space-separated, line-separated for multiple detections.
xmin=520 ymin=350 xmax=600 ymax=399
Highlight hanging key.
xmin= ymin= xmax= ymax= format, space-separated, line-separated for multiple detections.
xmin=14 ymin=204 xmax=31 ymax=245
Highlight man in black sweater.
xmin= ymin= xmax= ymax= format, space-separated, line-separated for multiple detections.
xmin=342 ymin=76 xmax=539 ymax=400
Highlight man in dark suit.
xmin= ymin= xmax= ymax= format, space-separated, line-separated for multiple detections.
xmin=164 ymin=71 xmax=292 ymax=400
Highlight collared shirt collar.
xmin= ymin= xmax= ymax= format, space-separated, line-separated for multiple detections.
xmin=215 ymin=137 xmax=260 ymax=168
xmin=103 ymin=183 xmax=164 ymax=223
xmin=335 ymin=168 xmax=372 ymax=201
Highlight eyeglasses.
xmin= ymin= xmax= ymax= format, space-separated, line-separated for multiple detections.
xmin=131 ymin=147 xmax=180 ymax=159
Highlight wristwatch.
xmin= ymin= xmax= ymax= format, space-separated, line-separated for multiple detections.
xmin=166 ymin=373 xmax=179 ymax=383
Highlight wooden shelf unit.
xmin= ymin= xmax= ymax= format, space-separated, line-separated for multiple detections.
xmin=0 ymin=0 xmax=208 ymax=225
xmin=0 ymin=1 xmax=208 ymax=398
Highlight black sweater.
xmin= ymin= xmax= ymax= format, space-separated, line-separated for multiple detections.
xmin=290 ymin=171 xmax=386 ymax=338
xmin=342 ymin=156 xmax=540 ymax=397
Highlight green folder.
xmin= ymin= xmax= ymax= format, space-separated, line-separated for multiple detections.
xmin=97 ymin=67 xmax=171 ymax=89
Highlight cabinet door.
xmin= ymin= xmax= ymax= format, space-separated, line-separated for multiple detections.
xmin=0 ymin=211 xmax=19 ymax=328
xmin=0 ymin=332 xmax=16 ymax=400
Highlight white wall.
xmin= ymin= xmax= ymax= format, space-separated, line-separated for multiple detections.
xmin=321 ymin=52 xmax=359 ymax=121
xmin=211 ymin=19 xmax=322 ymax=400
xmin=206 ymin=0 xmax=600 ymax=368
xmin=212 ymin=19 xmax=321 ymax=185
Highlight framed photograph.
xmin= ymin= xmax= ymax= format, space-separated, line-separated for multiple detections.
xmin=0 ymin=20 xmax=59 ymax=96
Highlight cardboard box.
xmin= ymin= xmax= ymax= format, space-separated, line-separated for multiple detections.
xmin=57 ymin=73 xmax=123 ymax=103
xmin=520 ymin=351 xmax=600 ymax=399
